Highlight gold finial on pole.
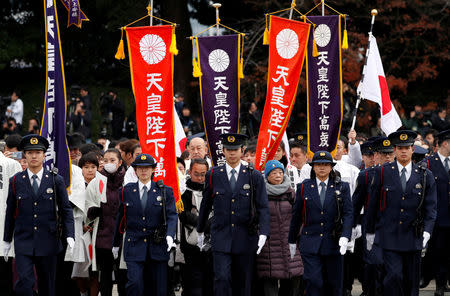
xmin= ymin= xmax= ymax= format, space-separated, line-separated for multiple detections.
xmin=370 ymin=9 xmax=378 ymax=34
xmin=289 ymin=0 xmax=295 ymax=20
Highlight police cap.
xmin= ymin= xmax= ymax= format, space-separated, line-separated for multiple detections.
xmin=360 ymin=141 xmax=374 ymax=155
xmin=131 ymin=153 xmax=157 ymax=167
xmin=436 ymin=129 xmax=450 ymax=145
xmin=372 ymin=136 xmax=394 ymax=153
xmin=311 ymin=150 xmax=336 ymax=166
xmin=388 ymin=130 xmax=417 ymax=147
xmin=293 ymin=132 xmax=307 ymax=143
xmin=220 ymin=133 xmax=248 ymax=149
xmin=19 ymin=134 xmax=49 ymax=152
xmin=413 ymin=145 xmax=428 ymax=156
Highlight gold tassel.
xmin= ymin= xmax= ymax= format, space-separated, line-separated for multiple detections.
xmin=192 ymin=58 xmax=202 ymax=77
xmin=342 ymin=29 xmax=348 ymax=49
xmin=169 ymin=31 xmax=179 ymax=55
xmin=115 ymin=39 xmax=125 ymax=60
xmin=238 ymin=57 xmax=244 ymax=79
xmin=263 ymin=27 xmax=270 ymax=45
xmin=176 ymin=199 xmax=184 ymax=214
xmin=115 ymin=28 xmax=125 ymax=60
xmin=312 ymin=38 xmax=319 ymax=57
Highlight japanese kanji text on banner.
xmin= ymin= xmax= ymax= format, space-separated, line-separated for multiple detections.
xmin=197 ymin=35 xmax=241 ymax=166
xmin=125 ymin=25 xmax=181 ymax=211
xmin=255 ymin=15 xmax=311 ymax=171
xmin=306 ymin=15 xmax=343 ymax=158
xmin=41 ymin=0 xmax=72 ymax=190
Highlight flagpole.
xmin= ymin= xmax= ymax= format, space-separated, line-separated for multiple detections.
xmin=148 ymin=0 xmax=153 ymax=26
xmin=289 ymin=0 xmax=295 ymax=20
xmin=351 ymin=9 xmax=378 ymax=130
xmin=213 ymin=3 xmax=221 ymax=36
xmin=322 ymin=0 xmax=325 ymax=16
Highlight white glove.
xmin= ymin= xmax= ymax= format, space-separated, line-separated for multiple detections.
xmin=166 ymin=236 xmax=176 ymax=252
xmin=366 ymin=233 xmax=375 ymax=251
xmin=3 ymin=241 xmax=11 ymax=261
xmin=422 ymin=231 xmax=431 ymax=248
xmin=197 ymin=233 xmax=205 ymax=251
xmin=66 ymin=237 xmax=75 ymax=255
xmin=256 ymin=235 xmax=267 ymax=255
xmin=351 ymin=225 xmax=362 ymax=240
xmin=339 ymin=237 xmax=349 ymax=255
xmin=112 ymin=247 xmax=119 ymax=259
xmin=289 ymin=243 xmax=297 ymax=260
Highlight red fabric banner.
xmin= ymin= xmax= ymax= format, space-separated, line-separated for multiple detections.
xmin=125 ymin=25 xmax=181 ymax=210
xmin=255 ymin=16 xmax=310 ymax=170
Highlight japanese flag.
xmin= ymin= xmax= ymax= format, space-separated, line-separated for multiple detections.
xmin=174 ymin=106 xmax=187 ymax=157
xmin=357 ymin=34 xmax=402 ymax=136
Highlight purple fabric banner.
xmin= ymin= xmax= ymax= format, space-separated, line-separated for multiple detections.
xmin=60 ymin=0 xmax=89 ymax=28
xmin=198 ymin=35 xmax=240 ymax=166
xmin=41 ymin=0 xmax=71 ymax=188
xmin=306 ymin=15 xmax=343 ymax=158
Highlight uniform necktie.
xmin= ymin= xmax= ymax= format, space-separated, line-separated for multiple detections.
xmin=141 ymin=185 xmax=148 ymax=211
xmin=230 ymin=169 xmax=237 ymax=192
xmin=319 ymin=182 xmax=326 ymax=207
xmin=400 ymin=168 xmax=407 ymax=192
xmin=32 ymin=175 xmax=39 ymax=195
xmin=444 ymin=158 xmax=449 ymax=172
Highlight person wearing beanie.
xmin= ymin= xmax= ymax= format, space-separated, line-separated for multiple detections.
xmin=257 ymin=159 xmax=304 ymax=296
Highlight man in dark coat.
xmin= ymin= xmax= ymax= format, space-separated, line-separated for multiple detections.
xmin=3 ymin=134 xmax=75 ymax=296
xmin=424 ymin=129 xmax=450 ymax=296
xmin=197 ymin=133 xmax=270 ymax=296
xmin=365 ymin=130 xmax=437 ymax=296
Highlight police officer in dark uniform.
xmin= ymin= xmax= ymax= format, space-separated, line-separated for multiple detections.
xmin=352 ymin=137 xmax=394 ymax=296
xmin=2 ymin=134 xmax=75 ymax=296
xmin=424 ymin=129 xmax=450 ymax=296
xmin=197 ymin=133 xmax=270 ymax=296
xmin=366 ymin=130 xmax=437 ymax=296
xmin=113 ymin=154 xmax=177 ymax=296
xmin=289 ymin=151 xmax=353 ymax=296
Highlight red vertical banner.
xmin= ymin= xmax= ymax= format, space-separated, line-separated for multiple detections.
xmin=125 ymin=25 xmax=181 ymax=211
xmin=255 ymin=16 xmax=311 ymax=171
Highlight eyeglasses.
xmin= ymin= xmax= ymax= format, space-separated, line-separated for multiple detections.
xmin=191 ymin=172 xmax=206 ymax=178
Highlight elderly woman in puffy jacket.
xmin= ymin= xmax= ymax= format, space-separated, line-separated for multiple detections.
xmin=256 ymin=160 xmax=304 ymax=296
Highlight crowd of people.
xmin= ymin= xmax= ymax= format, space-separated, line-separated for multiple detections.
xmin=0 ymin=85 xmax=449 ymax=296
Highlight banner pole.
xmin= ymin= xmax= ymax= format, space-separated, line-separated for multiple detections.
xmin=322 ymin=0 xmax=325 ymax=16
xmin=351 ymin=9 xmax=377 ymax=130
xmin=149 ymin=0 xmax=153 ymax=26
xmin=289 ymin=0 xmax=295 ymax=20
xmin=213 ymin=3 xmax=222 ymax=36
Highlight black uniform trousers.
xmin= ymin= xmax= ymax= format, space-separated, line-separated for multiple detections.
xmin=301 ymin=252 xmax=344 ymax=296
xmin=301 ymin=253 xmax=344 ymax=296
xmin=15 ymin=254 xmax=57 ymax=296
xmin=430 ymin=227 xmax=450 ymax=287
xmin=0 ymin=258 xmax=13 ymax=295
xmin=183 ymin=251 xmax=213 ymax=296
xmin=126 ymin=258 xmax=167 ymax=296
xmin=213 ymin=251 xmax=254 ymax=296
xmin=383 ymin=249 xmax=421 ymax=296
